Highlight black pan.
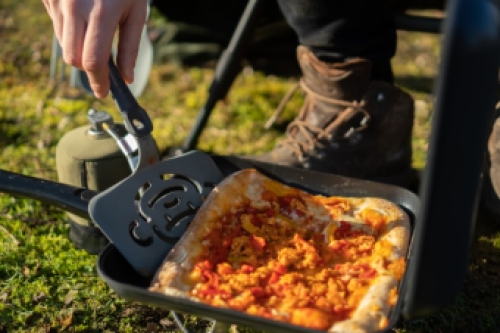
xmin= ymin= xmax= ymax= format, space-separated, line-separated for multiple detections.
xmin=99 ymin=155 xmax=420 ymax=332
xmin=0 ymin=154 xmax=419 ymax=332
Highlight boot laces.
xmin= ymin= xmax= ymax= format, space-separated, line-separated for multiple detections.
xmin=266 ymin=79 xmax=370 ymax=161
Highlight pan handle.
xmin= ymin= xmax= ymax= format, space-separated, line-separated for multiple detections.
xmin=0 ymin=169 xmax=94 ymax=218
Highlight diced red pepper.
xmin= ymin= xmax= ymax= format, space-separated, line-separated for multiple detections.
xmin=334 ymin=221 xmax=365 ymax=238
xmin=196 ymin=287 xmax=218 ymax=299
xmin=361 ymin=269 xmax=377 ymax=278
xmin=356 ymin=264 xmax=377 ymax=278
xmin=202 ymin=270 xmax=219 ymax=288
xmin=240 ymin=263 xmax=255 ymax=273
xmin=221 ymin=224 xmax=243 ymax=248
xmin=219 ymin=290 xmax=232 ymax=300
xmin=222 ymin=237 xmax=232 ymax=248
xmin=249 ymin=234 xmax=266 ymax=251
xmin=251 ymin=216 xmax=264 ymax=227
xmin=279 ymin=195 xmax=293 ymax=206
xmin=211 ymin=245 xmax=229 ymax=264
xmin=216 ymin=263 xmax=234 ymax=275
xmin=274 ymin=263 xmax=287 ymax=275
xmin=261 ymin=190 xmax=276 ymax=202
xmin=249 ymin=287 xmax=267 ymax=298
xmin=195 ymin=260 xmax=214 ymax=271
xmin=268 ymin=272 xmax=280 ymax=284
xmin=265 ymin=208 xmax=275 ymax=217
xmin=244 ymin=206 xmax=257 ymax=214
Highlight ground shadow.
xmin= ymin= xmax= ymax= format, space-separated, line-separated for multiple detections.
xmin=0 ymin=117 xmax=22 ymax=146
xmin=400 ymin=210 xmax=500 ymax=332
xmin=395 ymin=75 xmax=436 ymax=95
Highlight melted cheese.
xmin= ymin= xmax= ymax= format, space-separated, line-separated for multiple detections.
xmin=186 ymin=181 xmax=405 ymax=332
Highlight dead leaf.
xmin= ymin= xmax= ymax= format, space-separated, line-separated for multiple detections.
xmin=146 ymin=323 xmax=158 ymax=332
xmin=0 ymin=225 xmax=19 ymax=246
xmin=64 ymin=290 xmax=77 ymax=306
xmin=22 ymin=265 xmax=30 ymax=277
xmin=33 ymin=260 xmax=40 ymax=275
xmin=121 ymin=307 xmax=138 ymax=317
xmin=159 ymin=317 xmax=174 ymax=328
xmin=0 ymin=292 xmax=8 ymax=302
xmin=32 ymin=292 xmax=46 ymax=303
xmin=60 ymin=312 xmax=73 ymax=328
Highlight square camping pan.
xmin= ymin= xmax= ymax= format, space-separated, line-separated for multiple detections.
xmin=0 ymin=151 xmax=417 ymax=332
xmin=96 ymin=154 xmax=419 ymax=333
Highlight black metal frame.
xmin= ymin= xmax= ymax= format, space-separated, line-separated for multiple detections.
xmin=180 ymin=3 xmax=444 ymax=152
xmin=402 ymin=0 xmax=500 ymax=319
xmin=179 ymin=0 xmax=500 ymax=322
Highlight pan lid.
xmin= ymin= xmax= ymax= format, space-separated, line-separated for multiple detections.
xmin=402 ymin=0 xmax=500 ymax=319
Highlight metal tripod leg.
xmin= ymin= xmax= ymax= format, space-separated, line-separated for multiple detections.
xmin=180 ymin=0 xmax=265 ymax=152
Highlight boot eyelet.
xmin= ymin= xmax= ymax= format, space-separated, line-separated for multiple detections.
xmin=344 ymin=127 xmax=355 ymax=138
xmin=349 ymin=133 xmax=362 ymax=144
xmin=330 ymin=142 xmax=340 ymax=149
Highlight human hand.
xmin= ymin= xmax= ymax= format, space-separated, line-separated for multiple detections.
xmin=42 ymin=0 xmax=148 ymax=98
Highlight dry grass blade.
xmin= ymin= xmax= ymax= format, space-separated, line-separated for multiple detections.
xmin=0 ymin=225 xmax=19 ymax=246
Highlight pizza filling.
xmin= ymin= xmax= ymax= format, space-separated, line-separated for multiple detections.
xmin=186 ymin=184 xmax=406 ymax=330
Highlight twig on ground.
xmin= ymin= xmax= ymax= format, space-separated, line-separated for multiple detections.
xmin=0 ymin=225 xmax=19 ymax=246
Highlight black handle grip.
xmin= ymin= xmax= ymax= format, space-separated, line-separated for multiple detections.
xmin=0 ymin=169 xmax=94 ymax=218
xmin=108 ymin=58 xmax=153 ymax=137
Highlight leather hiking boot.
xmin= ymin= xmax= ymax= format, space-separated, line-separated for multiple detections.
xmin=250 ymin=46 xmax=415 ymax=187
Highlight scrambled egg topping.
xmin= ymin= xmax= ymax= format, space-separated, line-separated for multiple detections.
xmin=188 ymin=186 xmax=406 ymax=331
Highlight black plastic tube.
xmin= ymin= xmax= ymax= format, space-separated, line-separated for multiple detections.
xmin=403 ymin=0 xmax=500 ymax=320
xmin=0 ymin=169 xmax=92 ymax=218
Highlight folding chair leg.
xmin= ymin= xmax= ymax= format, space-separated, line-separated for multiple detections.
xmin=50 ymin=34 xmax=61 ymax=80
xmin=180 ymin=0 xmax=266 ymax=152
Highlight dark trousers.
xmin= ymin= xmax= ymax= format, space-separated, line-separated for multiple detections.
xmin=276 ymin=0 xmax=397 ymax=83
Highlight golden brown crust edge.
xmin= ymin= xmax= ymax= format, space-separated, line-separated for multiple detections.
xmin=328 ymin=198 xmax=411 ymax=333
xmin=359 ymin=197 xmax=411 ymax=260
xmin=329 ymin=275 xmax=398 ymax=333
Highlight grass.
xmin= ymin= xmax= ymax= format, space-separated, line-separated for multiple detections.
xmin=1 ymin=1 xmax=500 ymax=332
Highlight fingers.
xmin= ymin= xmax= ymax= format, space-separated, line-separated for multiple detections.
xmin=61 ymin=1 xmax=85 ymax=68
xmin=43 ymin=0 xmax=147 ymax=98
xmin=116 ymin=2 xmax=147 ymax=84
xmin=43 ymin=0 xmax=64 ymax=44
xmin=82 ymin=4 xmax=120 ymax=98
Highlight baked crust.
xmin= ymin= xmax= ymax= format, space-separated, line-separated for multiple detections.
xmin=149 ymin=169 xmax=411 ymax=332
